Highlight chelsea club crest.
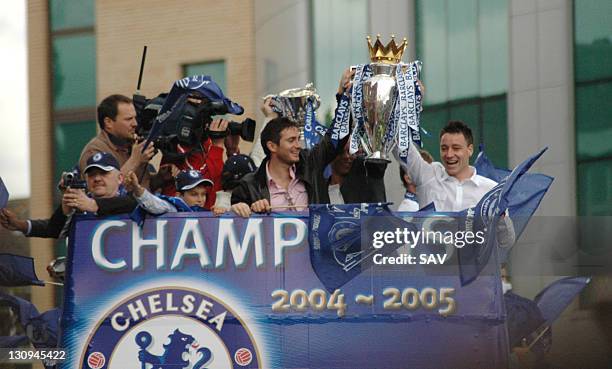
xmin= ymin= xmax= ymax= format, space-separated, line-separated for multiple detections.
xmin=80 ymin=287 xmax=261 ymax=368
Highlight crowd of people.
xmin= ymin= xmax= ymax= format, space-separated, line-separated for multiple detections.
xmin=0 ymin=69 xmax=512 ymax=243
xmin=0 ymin=68 xmax=558 ymax=365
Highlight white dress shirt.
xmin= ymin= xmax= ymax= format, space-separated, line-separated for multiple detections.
xmin=399 ymin=143 xmax=498 ymax=212
xmin=398 ymin=143 xmax=515 ymax=248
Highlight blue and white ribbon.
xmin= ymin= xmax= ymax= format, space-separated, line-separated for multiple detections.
xmin=396 ymin=62 xmax=420 ymax=153
xmin=330 ymin=92 xmax=351 ymax=149
xmin=303 ymin=98 xmax=318 ymax=149
xmin=349 ymin=64 xmax=373 ymax=154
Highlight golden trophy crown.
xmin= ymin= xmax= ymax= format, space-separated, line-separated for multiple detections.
xmin=367 ymin=34 xmax=407 ymax=64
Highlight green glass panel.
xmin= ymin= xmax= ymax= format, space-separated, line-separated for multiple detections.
xmin=53 ymin=34 xmax=96 ymax=110
xmin=447 ymin=0 xmax=479 ymax=100
xmin=53 ymin=121 xmax=97 ymax=184
xmin=576 ymin=83 xmax=612 ymax=161
xmin=479 ymin=0 xmax=508 ymax=96
xmin=184 ymin=61 xmax=227 ymax=93
xmin=482 ymin=97 xmax=508 ymax=168
xmin=577 ymin=160 xmax=612 ymax=216
xmin=416 ymin=0 xmax=448 ymax=104
xmin=574 ymin=1 xmax=612 ymax=82
xmin=313 ymin=0 xmax=368 ymax=116
xmin=419 ymin=108 xmax=449 ymax=162
xmin=50 ymin=0 xmax=95 ymax=31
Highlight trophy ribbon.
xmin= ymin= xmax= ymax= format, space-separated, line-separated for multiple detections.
xmin=303 ymin=98 xmax=317 ymax=148
xmin=330 ymin=92 xmax=351 ymax=149
xmin=396 ymin=62 xmax=412 ymax=153
xmin=349 ymin=64 xmax=373 ymax=155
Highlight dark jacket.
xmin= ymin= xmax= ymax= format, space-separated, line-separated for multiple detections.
xmin=318 ymin=156 xmax=388 ymax=204
xmin=231 ymin=134 xmax=347 ymax=206
xmin=28 ymin=196 xmax=138 ymax=239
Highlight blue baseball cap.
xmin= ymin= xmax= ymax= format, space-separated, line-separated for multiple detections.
xmin=175 ymin=170 xmax=214 ymax=192
xmin=221 ymin=154 xmax=257 ymax=190
xmin=84 ymin=152 xmax=120 ymax=173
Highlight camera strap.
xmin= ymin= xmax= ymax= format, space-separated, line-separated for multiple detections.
xmin=177 ymin=143 xmax=208 ymax=172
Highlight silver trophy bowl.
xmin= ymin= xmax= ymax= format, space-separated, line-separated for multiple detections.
xmin=362 ymin=63 xmax=398 ymax=162
xmin=264 ymin=83 xmax=321 ymax=144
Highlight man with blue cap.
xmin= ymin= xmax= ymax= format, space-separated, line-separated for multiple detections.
xmin=0 ymin=153 xmax=138 ymax=238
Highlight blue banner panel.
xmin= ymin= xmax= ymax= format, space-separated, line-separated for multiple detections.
xmin=60 ymin=212 xmax=508 ymax=369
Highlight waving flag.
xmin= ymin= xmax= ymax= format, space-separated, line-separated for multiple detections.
xmin=474 ymin=147 xmax=554 ymax=261
xmin=0 ymin=253 xmax=45 ymax=287
xmin=534 ymin=276 xmax=590 ymax=325
xmin=0 ymin=292 xmax=61 ymax=350
xmin=308 ymin=149 xmax=550 ymax=290
xmin=458 ymin=148 xmax=549 ymax=285
xmin=308 ymin=203 xmax=419 ymax=291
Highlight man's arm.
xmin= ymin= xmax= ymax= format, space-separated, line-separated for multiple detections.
xmin=122 ymin=140 xmax=155 ymax=186
xmin=134 ymin=190 xmax=178 ymax=215
xmin=250 ymin=117 xmax=272 ymax=167
xmin=395 ymin=142 xmax=435 ymax=187
xmin=28 ymin=206 xmax=68 ymax=239
xmin=304 ymin=94 xmax=351 ymax=168
xmin=94 ymin=196 xmax=138 ymax=216
xmin=231 ymin=180 xmax=253 ymax=206
xmin=251 ymin=98 xmax=279 ymax=166
xmin=497 ymin=212 xmax=516 ymax=248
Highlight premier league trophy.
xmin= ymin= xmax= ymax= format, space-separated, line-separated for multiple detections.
xmin=350 ymin=35 xmax=421 ymax=163
xmin=264 ymin=83 xmax=321 ymax=147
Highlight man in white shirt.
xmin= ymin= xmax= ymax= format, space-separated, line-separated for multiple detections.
xmin=399 ymin=120 xmax=514 ymax=246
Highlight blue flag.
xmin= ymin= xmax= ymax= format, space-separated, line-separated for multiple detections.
xmin=534 ymin=276 xmax=590 ymax=325
xmin=308 ymin=150 xmax=549 ymax=290
xmin=0 ymin=292 xmax=61 ymax=349
xmin=474 ymin=147 xmax=554 ymax=261
xmin=458 ymin=148 xmax=548 ymax=285
xmin=0 ymin=176 xmax=8 ymax=209
xmin=0 ymin=253 xmax=45 ymax=286
xmin=309 ymin=203 xmax=419 ymax=291
xmin=0 ymin=335 xmax=28 ymax=348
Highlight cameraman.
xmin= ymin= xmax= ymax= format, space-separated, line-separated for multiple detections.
xmin=79 ymin=94 xmax=155 ymax=188
xmin=158 ymin=113 xmax=228 ymax=210
xmin=0 ymin=153 xmax=137 ymax=239
xmin=153 ymin=77 xmax=246 ymax=210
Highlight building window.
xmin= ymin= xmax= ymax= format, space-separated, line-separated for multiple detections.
xmin=415 ymin=0 xmax=508 ymax=167
xmin=184 ymin=61 xmax=227 ymax=93
xmin=50 ymin=0 xmax=95 ymax=31
xmin=574 ymin=1 xmax=612 ymax=216
xmin=52 ymin=34 xmax=96 ymax=110
xmin=50 ymin=0 xmax=96 ymax=181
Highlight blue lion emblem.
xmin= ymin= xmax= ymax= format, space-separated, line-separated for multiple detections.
xmin=136 ymin=329 xmax=212 ymax=369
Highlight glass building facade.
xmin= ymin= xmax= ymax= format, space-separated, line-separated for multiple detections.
xmin=416 ymin=0 xmax=508 ymax=167
xmin=574 ymin=1 xmax=612 ymax=216
xmin=312 ymin=0 xmax=369 ymax=124
xmin=50 ymin=0 xmax=97 ymax=184
xmin=49 ymin=0 xmax=97 ymax=279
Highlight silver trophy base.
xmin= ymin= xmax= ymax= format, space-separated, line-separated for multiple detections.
xmin=365 ymin=151 xmax=391 ymax=164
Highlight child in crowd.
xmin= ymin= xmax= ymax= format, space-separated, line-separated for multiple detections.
xmin=125 ymin=169 xmax=213 ymax=214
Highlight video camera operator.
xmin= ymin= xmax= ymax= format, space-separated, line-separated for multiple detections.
xmin=138 ymin=76 xmax=254 ymax=209
xmin=0 ymin=153 xmax=137 ymax=239
xmin=79 ymin=94 xmax=156 ymax=189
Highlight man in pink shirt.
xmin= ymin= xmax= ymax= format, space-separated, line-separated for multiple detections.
xmin=231 ymin=117 xmax=346 ymax=217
